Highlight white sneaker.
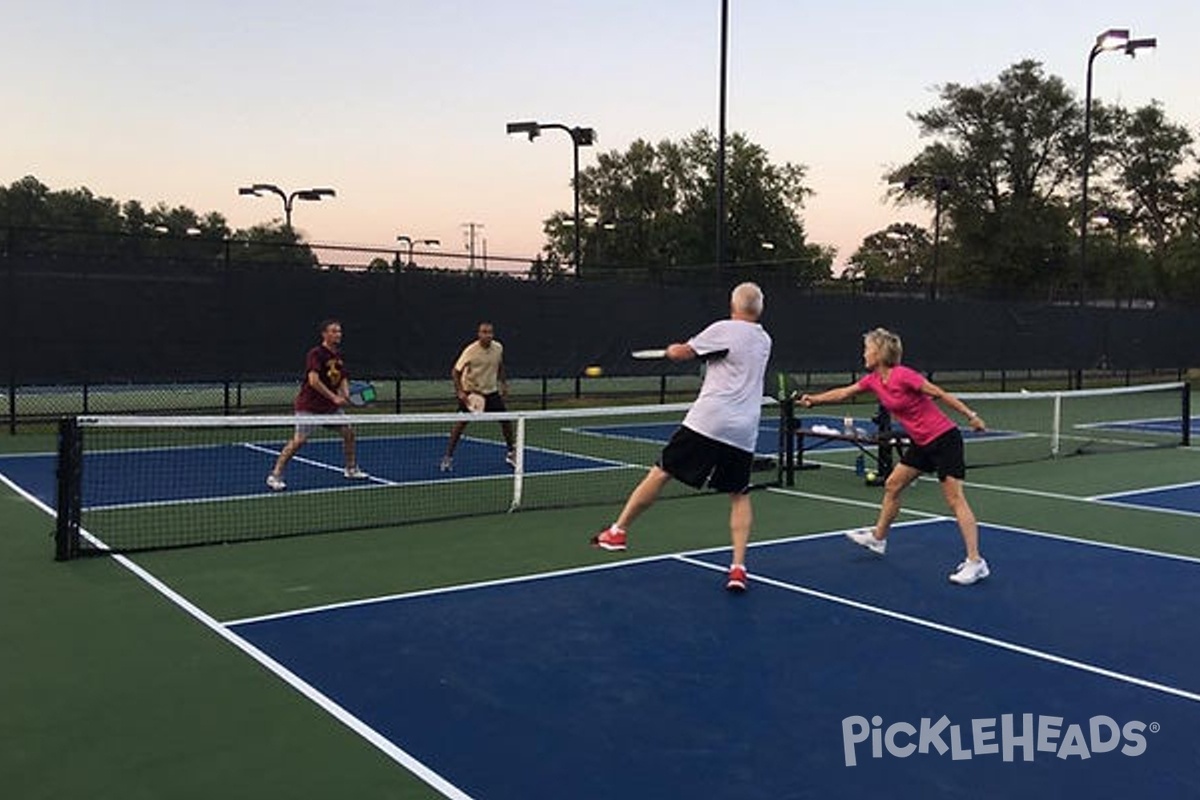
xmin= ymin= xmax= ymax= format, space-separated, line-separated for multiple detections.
xmin=505 ymin=450 xmax=518 ymax=468
xmin=439 ymin=456 xmax=453 ymax=472
xmin=949 ymin=557 xmax=990 ymax=585
xmin=266 ymin=474 xmax=286 ymax=492
xmin=845 ymin=528 xmax=886 ymax=555
xmin=344 ymin=466 xmax=369 ymax=480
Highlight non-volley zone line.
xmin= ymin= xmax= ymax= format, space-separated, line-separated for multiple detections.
xmin=1090 ymin=480 xmax=1200 ymax=519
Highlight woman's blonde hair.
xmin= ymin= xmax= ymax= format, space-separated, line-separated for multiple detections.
xmin=864 ymin=327 xmax=903 ymax=366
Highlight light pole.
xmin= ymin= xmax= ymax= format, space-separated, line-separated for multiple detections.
xmin=395 ymin=235 xmax=440 ymax=268
xmin=506 ymin=120 xmax=596 ymax=275
xmin=238 ymin=183 xmax=336 ymax=232
xmin=1080 ymin=28 xmax=1155 ymax=304
xmin=902 ymin=174 xmax=952 ymax=300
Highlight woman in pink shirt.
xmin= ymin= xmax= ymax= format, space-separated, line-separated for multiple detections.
xmin=799 ymin=328 xmax=990 ymax=585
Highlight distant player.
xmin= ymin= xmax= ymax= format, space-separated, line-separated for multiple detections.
xmin=440 ymin=321 xmax=516 ymax=471
xmin=799 ymin=327 xmax=989 ymax=585
xmin=592 ymin=282 xmax=773 ymax=592
xmin=267 ymin=319 xmax=369 ymax=491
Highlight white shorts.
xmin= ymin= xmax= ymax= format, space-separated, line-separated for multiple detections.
xmin=294 ymin=409 xmax=348 ymax=438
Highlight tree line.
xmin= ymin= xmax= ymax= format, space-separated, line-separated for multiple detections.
xmin=3 ymin=60 xmax=1198 ymax=302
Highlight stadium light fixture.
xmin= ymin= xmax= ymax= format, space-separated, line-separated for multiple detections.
xmin=396 ymin=234 xmax=441 ymax=267
xmin=1080 ymin=28 xmax=1155 ymax=305
xmin=505 ymin=119 xmax=597 ymax=275
xmin=237 ymin=183 xmax=336 ymax=231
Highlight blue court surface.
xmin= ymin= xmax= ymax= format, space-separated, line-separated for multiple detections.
xmin=1094 ymin=481 xmax=1200 ymax=516
xmin=0 ymin=435 xmax=620 ymax=510
xmin=229 ymin=520 xmax=1200 ymax=800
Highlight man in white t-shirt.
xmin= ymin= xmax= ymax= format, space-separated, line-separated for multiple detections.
xmin=592 ymin=282 xmax=772 ymax=592
xmin=440 ymin=321 xmax=516 ymax=471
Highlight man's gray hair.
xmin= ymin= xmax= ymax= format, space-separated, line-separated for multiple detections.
xmin=731 ymin=282 xmax=764 ymax=318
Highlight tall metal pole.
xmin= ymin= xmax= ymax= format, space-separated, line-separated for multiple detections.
xmin=573 ymin=135 xmax=582 ymax=275
xmin=1080 ymin=47 xmax=1098 ymax=307
xmin=931 ymin=187 xmax=942 ymax=301
xmin=715 ymin=0 xmax=729 ymax=272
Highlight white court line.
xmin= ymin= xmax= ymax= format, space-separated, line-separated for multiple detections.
xmin=1089 ymin=501 xmax=1200 ymax=521
xmin=674 ymin=552 xmax=1200 ymax=705
xmin=1091 ymin=478 xmax=1200 ymax=500
xmin=226 ymin=518 xmax=949 ymax=626
xmin=241 ymin=442 xmax=399 ymax=486
xmin=2 ymin=476 xmax=476 ymax=800
xmin=970 ymin=519 xmax=1200 ymax=565
xmin=225 ymin=554 xmax=674 ymax=626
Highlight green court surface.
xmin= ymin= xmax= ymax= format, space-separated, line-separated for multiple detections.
xmin=3 ymin=401 xmax=1198 ymax=799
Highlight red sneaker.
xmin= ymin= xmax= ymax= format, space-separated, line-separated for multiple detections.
xmin=591 ymin=526 xmax=627 ymax=551
xmin=726 ymin=565 xmax=748 ymax=592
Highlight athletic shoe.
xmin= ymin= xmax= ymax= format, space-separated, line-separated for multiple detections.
xmin=344 ymin=466 xmax=369 ymax=480
xmin=726 ymin=565 xmax=748 ymax=592
xmin=845 ymin=528 xmax=887 ymax=555
xmin=439 ymin=456 xmax=453 ymax=472
xmin=591 ymin=526 xmax=627 ymax=551
xmin=949 ymin=557 xmax=990 ymax=585
xmin=505 ymin=450 xmax=518 ymax=468
xmin=266 ymin=474 xmax=286 ymax=492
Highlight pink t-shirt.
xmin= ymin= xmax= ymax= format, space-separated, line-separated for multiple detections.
xmin=856 ymin=365 xmax=955 ymax=447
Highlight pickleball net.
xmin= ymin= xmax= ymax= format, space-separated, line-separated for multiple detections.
xmin=55 ymin=400 xmax=785 ymax=558
xmin=952 ymin=380 xmax=1191 ymax=466
xmin=785 ymin=380 xmax=1191 ymax=478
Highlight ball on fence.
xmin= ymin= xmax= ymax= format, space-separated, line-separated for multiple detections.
xmin=584 ymin=365 xmax=603 ymax=377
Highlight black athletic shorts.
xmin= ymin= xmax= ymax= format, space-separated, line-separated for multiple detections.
xmin=659 ymin=426 xmax=754 ymax=494
xmin=457 ymin=391 xmax=508 ymax=413
xmin=901 ymin=426 xmax=966 ymax=481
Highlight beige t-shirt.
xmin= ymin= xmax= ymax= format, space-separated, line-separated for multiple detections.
xmin=454 ymin=340 xmax=504 ymax=394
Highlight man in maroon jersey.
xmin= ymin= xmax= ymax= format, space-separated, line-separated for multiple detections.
xmin=267 ymin=319 xmax=369 ymax=491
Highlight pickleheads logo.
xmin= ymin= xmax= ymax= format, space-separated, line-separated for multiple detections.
xmin=841 ymin=714 xmax=1158 ymax=767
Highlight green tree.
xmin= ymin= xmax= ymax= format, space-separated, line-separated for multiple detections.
xmin=545 ymin=130 xmax=831 ymax=284
xmin=889 ymin=61 xmax=1081 ymax=299
xmin=846 ymin=223 xmax=932 ymax=288
xmin=0 ymin=175 xmax=316 ymax=270
xmin=1100 ymin=103 xmax=1193 ymax=251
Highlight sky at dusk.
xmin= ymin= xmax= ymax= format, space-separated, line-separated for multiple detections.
xmin=3 ymin=1 xmax=1197 ymax=270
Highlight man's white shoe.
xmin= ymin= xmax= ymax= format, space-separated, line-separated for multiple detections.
xmin=266 ymin=474 xmax=286 ymax=492
xmin=344 ymin=466 xmax=369 ymax=480
xmin=845 ymin=528 xmax=886 ymax=555
xmin=949 ymin=557 xmax=990 ymax=585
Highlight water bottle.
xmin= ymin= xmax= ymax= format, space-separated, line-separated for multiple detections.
xmin=855 ymin=454 xmax=865 ymax=477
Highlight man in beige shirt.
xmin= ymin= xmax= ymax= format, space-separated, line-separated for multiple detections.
xmin=440 ymin=321 xmax=516 ymax=471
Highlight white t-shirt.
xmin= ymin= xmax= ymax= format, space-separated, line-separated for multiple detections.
xmin=681 ymin=318 xmax=772 ymax=453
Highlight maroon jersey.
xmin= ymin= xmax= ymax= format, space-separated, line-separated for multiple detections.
xmin=294 ymin=345 xmax=347 ymax=413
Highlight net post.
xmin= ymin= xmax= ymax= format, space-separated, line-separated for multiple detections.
xmin=509 ymin=415 xmax=526 ymax=512
xmin=1183 ymin=381 xmax=1192 ymax=447
xmin=54 ymin=417 xmax=83 ymax=561
xmin=1051 ymin=393 xmax=1062 ymax=458
xmin=781 ymin=395 xmax=796 ymax=486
